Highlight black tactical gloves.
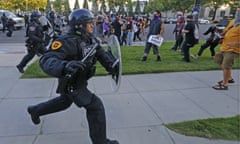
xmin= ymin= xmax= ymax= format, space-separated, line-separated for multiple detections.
xmin=64 ymin=60 xmax=86 ymax=75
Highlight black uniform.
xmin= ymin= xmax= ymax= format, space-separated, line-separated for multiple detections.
xmin=26 ymin=9 xmax=119 ymax=144
xmin=182 ymin=17 xmax=195 ymax=62
xmin=16 ymin=20 xmax=45 ymax=73
xmin=29 ymin=32 xmax=118 ymax=144
xmin=6 ymin=18 xmax=16 ymax=37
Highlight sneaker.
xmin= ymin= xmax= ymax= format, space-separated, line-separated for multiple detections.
xmin=141 ymin=56 xmax=147 ymax=61
xmin=191 ymin=54 xmax=198 ymax=59
xmin=106 ymin=139 xmax=119 ymax=144
xmin=156 ymin=56 xmax=161 ymax=61
xmin=16 ymin=65 xmax=24 ymax=73
xmin=27 ymin=105 xmax=40 ymax=125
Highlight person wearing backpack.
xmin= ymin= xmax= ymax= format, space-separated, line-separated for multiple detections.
xmin=181 ymin=15 xmax=195 ymax=62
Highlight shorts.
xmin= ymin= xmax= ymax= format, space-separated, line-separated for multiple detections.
xmin=218 ymin=51 xmax=240 ymax=69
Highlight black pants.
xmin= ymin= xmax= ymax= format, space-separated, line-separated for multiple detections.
xmin=134 ymin=30 xmax=141 ymax=41
xmin=17 ymin=46 xmax=38 ymax=68
xmin=182 ymin=41 xmax=194 ymax=62
xmin=197 ymin=40 xmax=219 ymax=57
xmin=31 ymin=85 xmax=107 ymax=144
xmin=171 ymin=33 xmax=183 ymax=51
xmin=6 ymin=26 xmax=14 ymax=37
xmin=18 ymin=44 xmax=46 ymax=68
xmin=2 ymin=24 xmax=7 ymax=32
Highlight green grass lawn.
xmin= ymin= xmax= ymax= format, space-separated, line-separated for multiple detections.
xmin=21 ymin=41 xmax=240 ymax=141
xmin=165 ymin=115 xmax=240 ymax=141
xmin=22 ymin=40 xmax=240 ymax=78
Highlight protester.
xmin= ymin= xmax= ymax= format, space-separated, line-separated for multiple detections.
xmin=126 ymin=17 xmax=134 ymax=46
xmin=170 ymin=11 xmax=185 ymax=51
xmin=212 ymin=8 xmax=240 ymax=90
xmin=26 ymin=8 xmax=119 ymax=144
xmin=192 ymin=21 xmax=223 ymax=59
xmin=111 ymin=14 xmax=122 ymax=43
xmin=141 ymin=10 xmax=165 ymax=61
xmin=181 ymin=14 xmax=195 ymax=62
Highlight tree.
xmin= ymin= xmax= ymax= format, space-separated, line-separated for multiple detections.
xmin=73 ymin=0 xmax=80 ymax=10
xmin=83 ymin=0 xmax=89 ymax=9
xmin=62 ymin=0 xmax=71 ymax=14
xmin=91 ymin=0 xmax=98 ymax=14
xmin=100 ymin=0 xmax=107 ymax=13
xmin=126 ymin=0 xmax=133 ymax=16
xmin=53 ymin=0 xmax=63 ymax=13
xmin=145 ymin=0 xmax=163 ymax=14
xmin=0 ymin=0 xmax=46 ymax=11
xmin=45 ymin=0 xmax=52 ymax=13
xmin=134 ymin=0 xmax=141 ymax=15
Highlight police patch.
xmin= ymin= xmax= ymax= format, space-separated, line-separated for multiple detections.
xmin=51 ymin=41 xmax=62 ymax=50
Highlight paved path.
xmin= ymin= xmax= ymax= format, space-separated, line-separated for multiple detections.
xmin=0 ymin=43 xmax=239 ymax=144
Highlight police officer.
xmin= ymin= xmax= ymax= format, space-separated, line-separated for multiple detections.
xmin=16 ymin=11 xmax=46 ymax=73
xmin=47 ymin=10 xmax=62 ymax=35
xmin=27 ymin=9 xmax=119 ymax=144
xmin=170 ymin=11 xmax=185 ymax=51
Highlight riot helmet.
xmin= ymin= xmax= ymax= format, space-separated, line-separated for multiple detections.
xmin=30 ymin=11 xmax=41 ymax=22
xmin=48 ymin=10 xmax=56 ymax=19
xmin=69 ymin=8 xmax=95 ymax=35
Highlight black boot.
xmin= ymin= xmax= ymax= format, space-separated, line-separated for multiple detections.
xmin=156 ymin=56 xmax=161 ymax=61
xmin=16 ymin=65 xmax=24 ymax=73
xmin=106 ymin=139 xmax=120 ymax=144
xmin=141 ymin=56 xmax=147 ymax=61
xmin=27 ymin=105 xmax=40 ymax=125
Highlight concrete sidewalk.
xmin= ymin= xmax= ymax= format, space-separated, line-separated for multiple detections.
xmin=0 ymin=43 xmax=239 ymax=144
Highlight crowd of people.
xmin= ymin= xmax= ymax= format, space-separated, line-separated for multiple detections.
xmin=0 ymin=6 xmax=239 ymax=144
xmin=1 ymin=7 xmax=239 ymax=88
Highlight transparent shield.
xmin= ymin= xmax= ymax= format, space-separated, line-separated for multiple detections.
xmin=102 ymin=34 xmax=122 ymax=92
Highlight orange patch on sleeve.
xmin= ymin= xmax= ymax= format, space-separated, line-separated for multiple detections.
xmin=51 ymin=41 xmax=62 ymax=50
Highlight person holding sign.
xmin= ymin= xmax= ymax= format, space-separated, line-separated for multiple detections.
xmin=141 ymin=10 xmax=165 ymax=62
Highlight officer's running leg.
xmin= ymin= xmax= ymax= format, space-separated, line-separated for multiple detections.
xmin=16 ymin=47 xmax=37 ymax=73
xmin=27 ymin=94 xmax=72 ymax=124
xmin=69 ymin=86 xmax=106 ymax=144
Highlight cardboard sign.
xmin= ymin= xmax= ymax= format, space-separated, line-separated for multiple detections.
xmin=148 ymin=35 xmax=164 ymax=47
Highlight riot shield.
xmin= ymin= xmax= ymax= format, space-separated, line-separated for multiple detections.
xmin=104 ymin=35 xmax=122 ymax=92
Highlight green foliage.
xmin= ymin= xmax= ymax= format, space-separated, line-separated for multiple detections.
xmin=165 ymin=115 xmax=240 ymax=141
xmin=83 ymin=0 xmax=89 ymax=9
xmin=21 ymin=41 xmax=240 ymax=79
xmin=45 ymin=0 xmax=51 ymax=13
xmin=135 ymin=0 xmax=141 ymax=15
xmin=73 ymin=0 xmax=80 ymax=10
xmin=0 ymin=0 xmax=47 ymax=11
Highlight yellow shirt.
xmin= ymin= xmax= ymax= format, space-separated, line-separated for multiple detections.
xmin=221 ymin=24 xmax=240 ymax=54
xmin=223 ymin=19 xmax=235 ymax=33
